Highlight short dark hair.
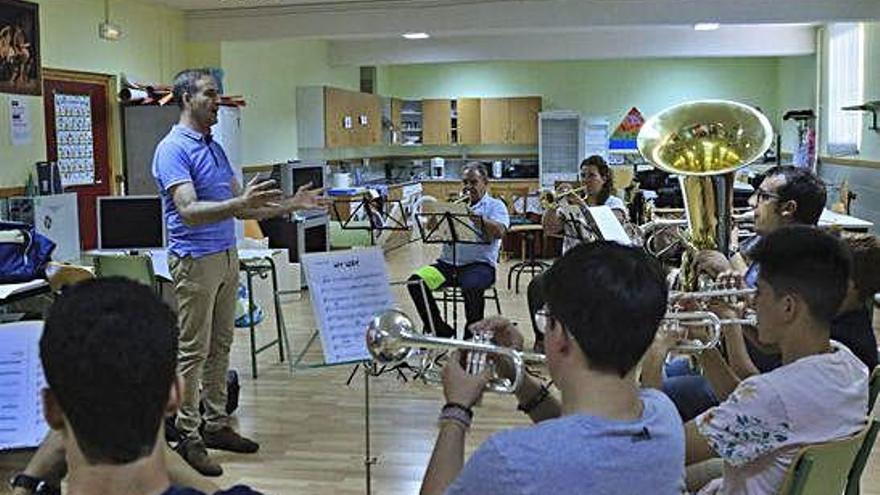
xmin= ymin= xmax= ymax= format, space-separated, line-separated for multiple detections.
xmin=751 ymin=225 xmax=851 ymax=324
xmin=763 ymin=166 xmax=827 ymax=225
xmin=580 ymin=155 xmax=614 ymax=204
xmin=841 ymin=232 xmax=880 ymax=301
xmin=461 ymin=162 xmax=489 ymax=181
xmin=542 ymin=242 xmax=668 ymax=377
xmin=172 ymin=68 xmax=215 ymax=109
xmin=40 ymin=278 xmax=179 ymax=464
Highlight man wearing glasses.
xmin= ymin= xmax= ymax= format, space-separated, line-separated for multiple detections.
xmin=695 ymin=165 xmax=826 ymax=287
xmin=419 ymin=242 xmax=686 ymax=495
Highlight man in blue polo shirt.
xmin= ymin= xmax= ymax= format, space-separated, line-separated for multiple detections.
xmin=152 ymin=69 xmax=326 ymax=476
xmin=407 ymin=162 xmax=509 ymax=339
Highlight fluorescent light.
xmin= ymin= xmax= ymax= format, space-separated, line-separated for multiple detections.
xmin=402 ymin=32 xmax=430 ymax=40
xmin=694 ymin=22 xmax=720 ymax=31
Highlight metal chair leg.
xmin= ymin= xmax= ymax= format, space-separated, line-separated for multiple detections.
xmin=246 ymin=271 xmax=258 ymax=379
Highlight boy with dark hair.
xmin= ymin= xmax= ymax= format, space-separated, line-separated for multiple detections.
xmin=657 ymin=226 xmax=869 ymax=494
xmin=38 ymin=278 xmax=261 ymax=495
xmin=420 ymin=242 xmax=685 ymax=494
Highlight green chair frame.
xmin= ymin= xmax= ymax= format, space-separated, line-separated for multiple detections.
xmin=780 ymin=423 xmax=871 ymax=495
xmin=92 ymin=254 xmax=158 ymax=293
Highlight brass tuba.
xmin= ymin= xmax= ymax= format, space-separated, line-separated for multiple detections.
xmin=637 ymin=100 xmax=773 ymax=290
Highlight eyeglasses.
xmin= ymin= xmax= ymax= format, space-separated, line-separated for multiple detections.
xmin=535 ymin=307 xmax=554 ymax=334
xmin=752 ymin=188 xmax=781 ymax=204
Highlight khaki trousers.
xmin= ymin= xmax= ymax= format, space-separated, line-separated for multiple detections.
xmin=169 ymin=249 xmax=238 ymax=439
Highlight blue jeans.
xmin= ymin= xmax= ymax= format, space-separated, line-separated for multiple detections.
xmin=661 ymin=358 xmax=719 ymax=422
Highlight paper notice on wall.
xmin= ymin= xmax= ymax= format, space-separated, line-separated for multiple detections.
xmin=8 ymin=98 xmax=31 ymax=146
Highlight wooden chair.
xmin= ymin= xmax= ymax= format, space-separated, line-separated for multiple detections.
xmin=778 ymin=422 xmax=871 ymax=495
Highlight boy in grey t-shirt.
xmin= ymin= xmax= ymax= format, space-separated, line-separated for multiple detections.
xmin=420 ymin=242 xmax=686 ymax=495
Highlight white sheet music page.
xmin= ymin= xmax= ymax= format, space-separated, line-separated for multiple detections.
xmin=587 ymin=206 xmax=633 ymax=246
xmin=303 ymin=248 xmax=394 ymax=364
xmin=0 ymin=322 xmax=48 ymax=450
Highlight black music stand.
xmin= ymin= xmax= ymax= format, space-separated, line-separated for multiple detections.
xmin=325 ymin=196 xmax=410 ymax=495
xmin=558 ymin=206 xmax=599 ymax=246
xmin=414 ymin=208 xmax=488 ymax=336
xmin=332 ymin=195 xmax=409 ymax=246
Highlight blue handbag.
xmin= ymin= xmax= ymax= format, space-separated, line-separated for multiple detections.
xmin=0 ymin=221 xmax=56 ymax=283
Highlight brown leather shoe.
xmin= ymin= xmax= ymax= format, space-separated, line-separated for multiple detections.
xmin=177 ymin=438 xmax=223 ymax=477
xmin=203 ymin=426 xmax=260 ymax=454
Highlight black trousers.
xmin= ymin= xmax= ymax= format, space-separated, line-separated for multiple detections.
xmin=407 ymin=260 xmax=496 ymax=339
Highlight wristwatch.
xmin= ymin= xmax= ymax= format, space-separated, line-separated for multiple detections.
xmin=8 ymin=474 xmax=58 ymax=494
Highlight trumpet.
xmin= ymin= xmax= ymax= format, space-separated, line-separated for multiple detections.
xmin=659 ymin=310 xmax=723 ymax=353
xmin=365 ymin=309 xmax=735 ymax=394
xmin=366 ymin=310 xmax=545 ymax=393
xmin=451 ymin=193 xmax=470 ymax=204
xmin=669 ymin=286 xmax=756 ymax=302
xmin=540 ymin=186 xmax=587 ymax=209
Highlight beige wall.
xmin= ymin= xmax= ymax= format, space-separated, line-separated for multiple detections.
xmin=0 ymin=0 xmax=187 ymax=188
xmin=220 ymin=39 xmax=359 ymax=166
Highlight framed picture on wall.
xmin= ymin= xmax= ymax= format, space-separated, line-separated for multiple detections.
xmin=0 ymin=0 xmax=41 ymax=96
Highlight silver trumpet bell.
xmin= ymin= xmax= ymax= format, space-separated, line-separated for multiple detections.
xmin=365 ymin=309 xmax=545 ymax=394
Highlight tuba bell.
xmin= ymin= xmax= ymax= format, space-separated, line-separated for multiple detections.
xmin=637 ymin=100 xmax=773 ymax=291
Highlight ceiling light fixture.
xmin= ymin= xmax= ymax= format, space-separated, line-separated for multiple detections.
xmin=402 ymin=32 xmax=430 ymax=40
xmin=693 ymin=22 xmax=720 ymax=31
xmin=99 ymin=0 xmax=123 ymax=41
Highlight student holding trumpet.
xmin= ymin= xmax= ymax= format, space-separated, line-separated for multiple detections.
xmin=528 ymin=155 xmax=628 ymax=352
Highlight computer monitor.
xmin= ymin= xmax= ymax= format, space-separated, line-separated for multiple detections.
xmin=271 ymin=161 xmax=325 ymax=197
xmin=97 ymin=195 xmax=165 ymax=250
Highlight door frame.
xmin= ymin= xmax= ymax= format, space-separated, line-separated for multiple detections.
xmin=42 ymin=68 xmax=122 ymax=195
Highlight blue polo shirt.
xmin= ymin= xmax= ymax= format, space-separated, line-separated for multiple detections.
xmin=440 ymin=193 xmax=510 ymax=267
xmin=152 ymin=124 xmax=236 ymax=258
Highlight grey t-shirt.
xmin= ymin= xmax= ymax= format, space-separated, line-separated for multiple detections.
xmin=446 ymin=389 xmax=686 ymax=495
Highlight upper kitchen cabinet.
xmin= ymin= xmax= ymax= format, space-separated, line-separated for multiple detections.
xmin=508 ymin=97 xmax=542 ymax=145
xmin=296 ymin=86 xmax=382 ymax=149
xmin=422 ymin=99 xmax=452 ymax=145
xmin=422 ymin=98 xmax=484 ymax=145
xmin=457 ymin=98 xmax=481 ymax=145
xmin=480 ymin=97 xmax=542 ymax=145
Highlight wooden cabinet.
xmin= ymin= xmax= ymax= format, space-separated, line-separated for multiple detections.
xmin=457 ymin=98 xmax=481 ymax=145
xmin=420 ymin=179 xmax=539 ymax=212
xmin=508 ymin=97 xmax=542 ymax=145
xmin=480 ymin=98 xmax=509 ymax=145
xmin=323 ymin=87 xmax=381 ymax=148
xmin=479 ymin=97 xmax=542 ymax=145
xmin=423 ymin=98 xmax=485 ymax=145
xmin=422 ymin=99 xmax=452 ymax=145
xmin=489 ymin=179 xmax=539 ymax=213
xmin=421 ymin=181 xmax=463 ymax=201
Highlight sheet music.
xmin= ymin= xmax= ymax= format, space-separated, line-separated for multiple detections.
xmin=587 ymin=206 xmax=632 ymax=246
xmin=302 ymin=248 xmax=394 ymax=364
xmin=0 ymin=279 xmax=48 ymax=301
xmin=0 ymin=322 xmax=48 ymax=450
